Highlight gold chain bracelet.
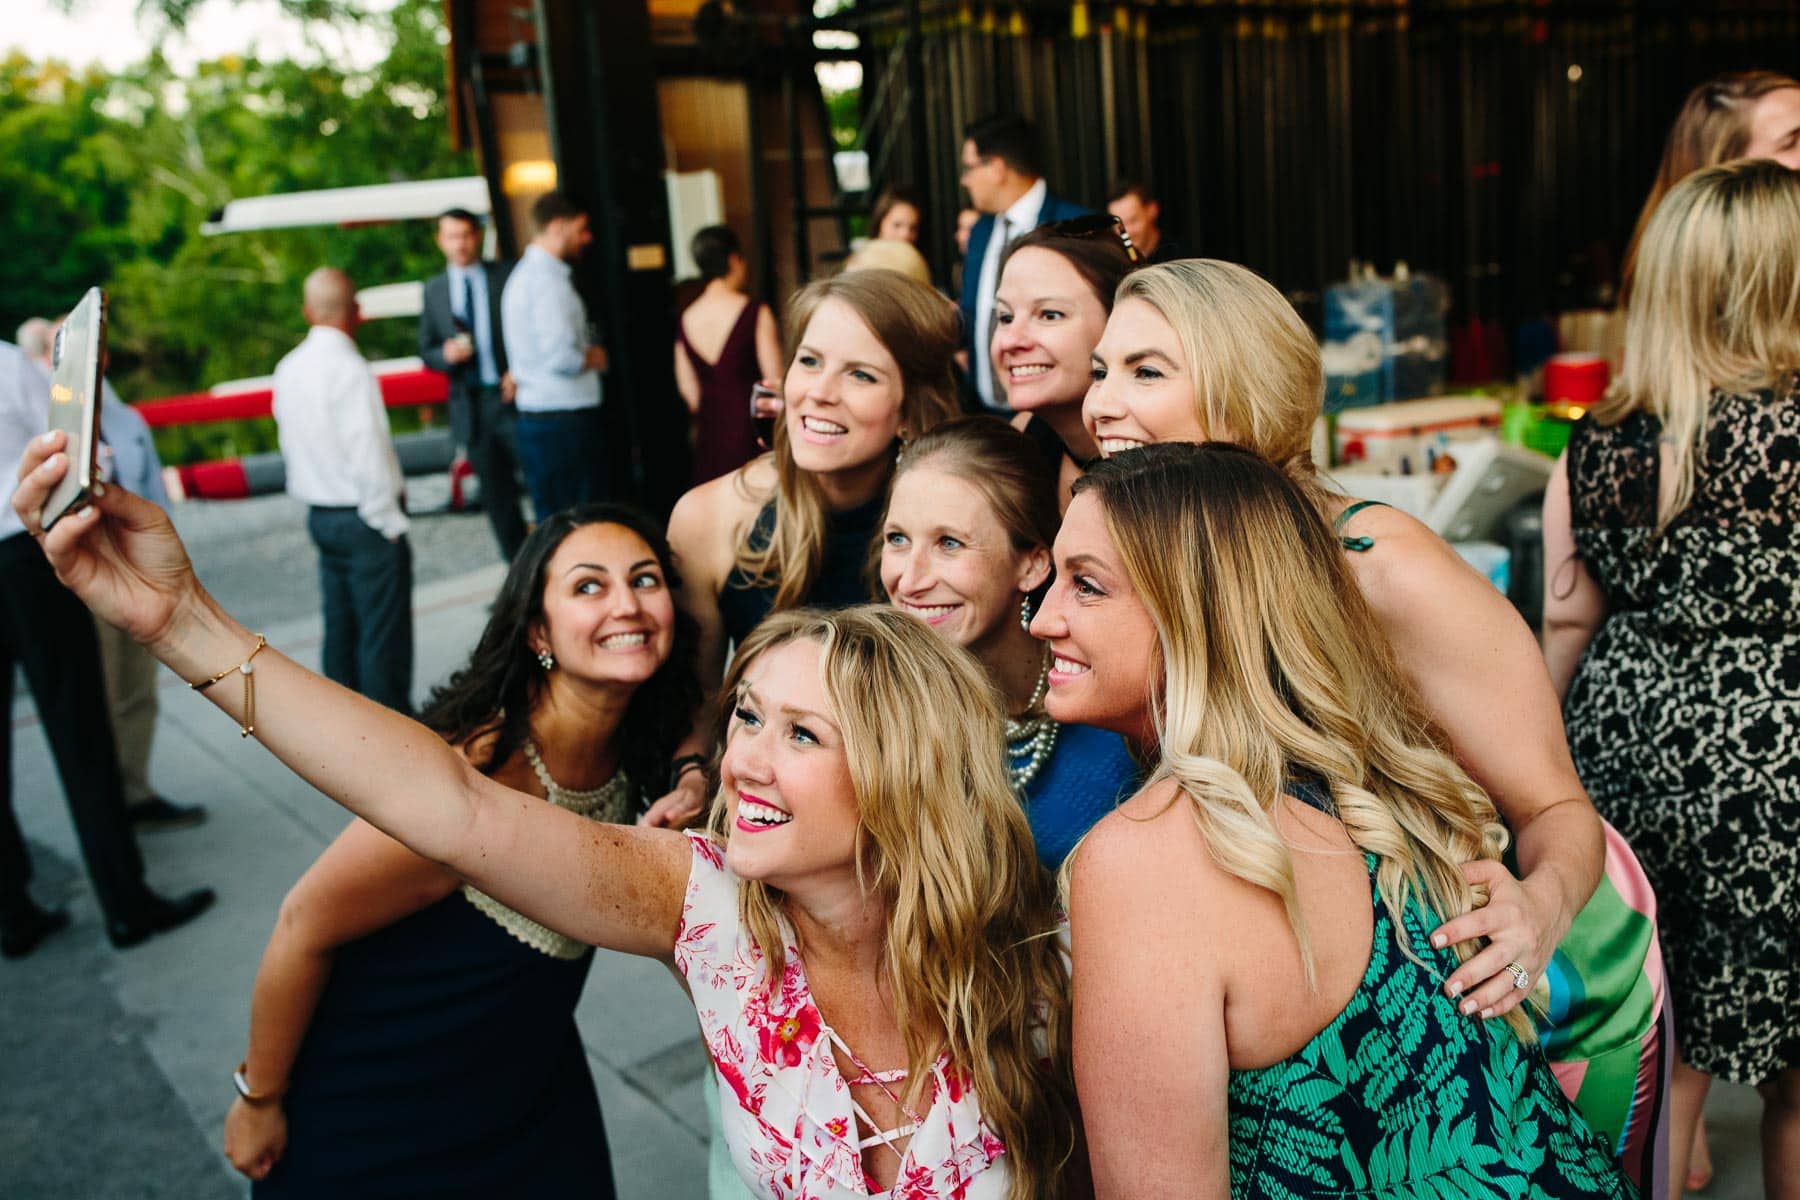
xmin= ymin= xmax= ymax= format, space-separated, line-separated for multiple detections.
xmin=188 ymin=634 xmax=268 ymax=738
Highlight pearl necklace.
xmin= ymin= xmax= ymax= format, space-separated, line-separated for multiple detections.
xmin=1004 ymin=651 xmax=1059 ymax=793
xmin=523 ymin=739 xmax=631 ymax=823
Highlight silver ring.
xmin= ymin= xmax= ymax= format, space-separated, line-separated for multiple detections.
xmin=1504 ymin=961 xmax=1530 ymax=991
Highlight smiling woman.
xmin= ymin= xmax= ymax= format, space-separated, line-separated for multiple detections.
xmin=1080 ymin=260 xmax=1669 ymax=1188
xmin=879 ymin=417 xmax=1139 ymax=868
xmin=990 ymin=226 xmax=1138 ymax=508
xmin=218 ymin=503 xmax=700 ymax=1197
xmin=647 ymin=269 xmax=962 ymax=831
xmin=13 ymin=434 xmax=1080 ymax=1199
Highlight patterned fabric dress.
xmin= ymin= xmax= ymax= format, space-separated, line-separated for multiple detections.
xmin=1562 ymin=382 xmax=1800 ymax=1086
xmin=1336 ymin=500 xmax=1670 ymax=1188
xmin=1228 ymin=842 xmax=1635 ymax=1195
xmin=676 ymin=834 xmax=1013 ymax=1199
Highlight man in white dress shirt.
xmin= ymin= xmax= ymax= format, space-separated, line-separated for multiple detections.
xmin=272 ymin=268 xmax=413 ymax=712
xmin=500 ymin=190 xmax=609 ymax=519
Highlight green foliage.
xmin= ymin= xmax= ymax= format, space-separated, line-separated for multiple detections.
xmin=3 ymin=0 xmax=472 ymax=464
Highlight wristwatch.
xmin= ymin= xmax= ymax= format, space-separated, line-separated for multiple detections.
xmin=667 ymin=754 xmax=707 ymax=793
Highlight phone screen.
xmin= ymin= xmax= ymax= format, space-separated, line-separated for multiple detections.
xmin=41 ymin=287 xmax=106 ymax=530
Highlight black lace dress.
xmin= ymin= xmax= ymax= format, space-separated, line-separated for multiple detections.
xmin=1561 ymin=378 xmax=1800 ymax=1086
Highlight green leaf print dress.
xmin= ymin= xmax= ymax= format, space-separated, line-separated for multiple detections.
xmin=1227 ymin=835 xmax=1637 ymax=1195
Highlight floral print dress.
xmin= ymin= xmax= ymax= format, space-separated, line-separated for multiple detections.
xmin=673 ymin=833 xmax=1010 ymax=1199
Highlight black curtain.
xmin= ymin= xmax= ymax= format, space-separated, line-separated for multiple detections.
xmin=851 ymin=0 xmax=1799 ymax=327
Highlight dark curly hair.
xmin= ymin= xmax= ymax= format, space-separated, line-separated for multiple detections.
xmin=418 ymin=503 xmax=702 ymax=813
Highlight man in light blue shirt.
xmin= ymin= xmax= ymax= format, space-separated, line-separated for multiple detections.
xmin=500 ymin=191 xmax=609 ymax=519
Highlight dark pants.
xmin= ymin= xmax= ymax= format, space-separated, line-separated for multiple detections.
xmin=515 ymin=408 xmax=608 ymax=521
xmin=0 ymin=532 xmax=150 ymax=925
xmin=461 ymin=385 xmax=528 ymax=561
xmin=306 ymin=508 xmax=414 ymax=713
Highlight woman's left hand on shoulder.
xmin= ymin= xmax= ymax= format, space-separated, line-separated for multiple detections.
xmin=1430 ymin=859 xmax=1558 ymax=1022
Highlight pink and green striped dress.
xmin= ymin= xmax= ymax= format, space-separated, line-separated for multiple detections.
xmin=1530 ymin=821 xmax=1670 ymax=1196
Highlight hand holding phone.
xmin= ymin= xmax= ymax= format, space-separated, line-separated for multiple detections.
xmin=40 ymin=287 xmax=106 ymax=531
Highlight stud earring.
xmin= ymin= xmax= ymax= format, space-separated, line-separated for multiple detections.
xmin=1019 ymin=594 xmax=1034 ymax=632
xmin=537 ymin=648 xmax=555 ymax=671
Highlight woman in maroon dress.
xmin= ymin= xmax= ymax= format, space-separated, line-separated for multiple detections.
xmin=675 ymin=225 xmax=785 ymax=485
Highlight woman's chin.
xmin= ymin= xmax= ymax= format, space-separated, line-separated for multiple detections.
xmin=1002 ymin=387 xmax=1080 ymax=416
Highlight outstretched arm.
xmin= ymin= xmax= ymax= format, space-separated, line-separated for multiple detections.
xmin=15 ymin=433 xmax=691 ymax=958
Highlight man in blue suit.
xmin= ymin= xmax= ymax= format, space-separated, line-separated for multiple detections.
xmin=957 ymin=113 xmax=1091 ymax=410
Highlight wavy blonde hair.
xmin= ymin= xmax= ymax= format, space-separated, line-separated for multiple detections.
xmin=1114 ymin=259 xmax=1324 ymax=480
xmin=705 ymin=607 xmax=1077 ymax=1199
xmin=1072 ymin=444 xmax=1532 ymax=1041
xmin=734 ymin=270 xmax=962 ymax=612
xmin=1620 ymin=70 xmax=1800 ymax=306
xmin=1598 ymin=160 xmax=1800 ymax=531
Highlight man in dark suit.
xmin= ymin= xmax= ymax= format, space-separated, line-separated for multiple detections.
xmin=957 ymin=113 xmax=1091 ymax=410
xmin=418 ymin=208 xmax=528 ymax=560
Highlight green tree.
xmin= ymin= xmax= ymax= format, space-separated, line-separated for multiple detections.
xmin=2 ymin=0 xmax=472 ymax=463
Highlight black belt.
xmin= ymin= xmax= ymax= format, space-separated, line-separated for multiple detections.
xmin=308 ymin=504 xmax=357 ymax=513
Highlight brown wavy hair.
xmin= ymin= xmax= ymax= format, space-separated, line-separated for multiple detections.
xmin=732 ymin=269 xmax=961 ymax=613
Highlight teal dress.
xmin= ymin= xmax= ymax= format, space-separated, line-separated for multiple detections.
xmin=1227 ymin=785 xmax=1635 ymax=1197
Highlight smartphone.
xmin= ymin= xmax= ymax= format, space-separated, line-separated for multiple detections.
xmin=41 ymin=287 xmax=107 ymax=530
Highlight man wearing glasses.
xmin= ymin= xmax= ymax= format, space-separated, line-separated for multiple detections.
xmin=957 ymin=113 xmax=1091 ymax=410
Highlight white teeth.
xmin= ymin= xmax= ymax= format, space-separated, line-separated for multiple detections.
xmin=600 ymin=632 xmax=647 ymax=648
xmin=738 ymin=797 xmax=793 ymax=826
xmin=802 ymin=415 xmax=847 ymax=435
xmin=1009 ymin=364 xmax=1052 ymax=378
xmin=1052 ymin=656 xmax=1090 ymax=675
xmin=903 ymin=603 xmax=959 ymax=618
xmin=1099 ymin=437 xmax=1146 ymax=456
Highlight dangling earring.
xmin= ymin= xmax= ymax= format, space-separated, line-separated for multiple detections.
xmin=1019 ymin=594 xmax=1034 ymax=632
xmin=537 ymin=648 xmax=555 ymax=671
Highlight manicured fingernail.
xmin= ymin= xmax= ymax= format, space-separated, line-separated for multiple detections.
xmin=1461 ymin=1000 xmax=1477 ymax=1015
xmin=92 ymin=481 xmax=106 ymax=497
xmin=1431 ymin=934 xmax=1446 ymax=948
xmin=39 ymin=432 xmax=54 ymax=446
xmin=1480 ymin=1008 xmax=1493 ymax=1019
xmin=1447 ymin=981 xmax=1463 ymax=997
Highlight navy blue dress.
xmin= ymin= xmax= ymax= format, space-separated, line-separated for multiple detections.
xmin=254 ymin=891 xmax=614 ymax=1199
xmin=1017 ymin=723 xmax=1140 ymax=870
xmin=717 ymin=496 xmax=884 ymax=646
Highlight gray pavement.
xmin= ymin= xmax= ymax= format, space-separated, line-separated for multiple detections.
xmin=0 ymin=493 xmax=1772 ymax=1199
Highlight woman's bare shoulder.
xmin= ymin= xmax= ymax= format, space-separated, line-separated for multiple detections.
xmin=1330 ymin=498 xmax=1480 ymax=612
xmin=669 ymin=457 xmax=776 ymax=580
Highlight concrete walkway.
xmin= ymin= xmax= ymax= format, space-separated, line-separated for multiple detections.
xmin=0 ymin=551 xmax=1770 ymax=1199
